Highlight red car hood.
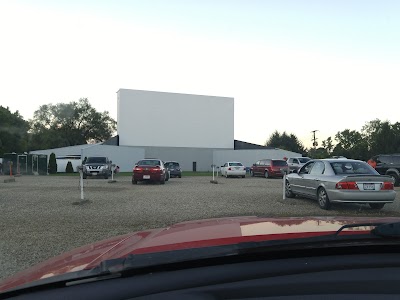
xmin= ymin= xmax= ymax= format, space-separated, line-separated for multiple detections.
xmin=1 ymin=216 xmax=399 ymax=292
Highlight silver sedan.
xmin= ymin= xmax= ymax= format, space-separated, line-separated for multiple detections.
xmin=285 ymin=159 xmax=396 ymax=210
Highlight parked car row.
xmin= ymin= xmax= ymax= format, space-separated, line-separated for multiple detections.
xmin=132 ymin=159 xmax=182 ymax=184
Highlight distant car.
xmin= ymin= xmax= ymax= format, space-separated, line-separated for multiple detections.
xmin=164 ymin=161 xmax=182 ymax=178
xmin=82 ymin=156 xmax=112 ymax=179
xmin=331 ymin=156 xmax=348 ymax=159
xmin=251 ymin=159 xmax=289 ymax=178
xmin=220 ymin=162 xmax=246 ymax=178
xmin=287 ymin=157 xmax=311 ymax=172
xmin=132 ymin=159 xmax=168 ymax=184
xmin=368 ymin=154 xmax=400 ymax=186
xmin=285 ymin=159 xmax=396 ymax=210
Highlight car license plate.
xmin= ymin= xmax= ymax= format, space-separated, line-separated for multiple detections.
xmin=235 ymin=167 xmax=239 ymax=170
xmin=143 ymin=175 xmax=150 ymax=179
xmin=92 ymin=172 xmax=98 ymax=175
xmin=364 ymin=183 xmax=375 ymax=190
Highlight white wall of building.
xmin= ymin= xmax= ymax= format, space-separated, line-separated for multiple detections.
xmin=213 ymin=149 xmax=302 ymax=169
xmin=117 ymin=89 xmax=234 ymax=149
xmin=30 ymin=144 xmax=145 ymax=172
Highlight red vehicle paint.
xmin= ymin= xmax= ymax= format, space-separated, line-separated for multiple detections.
xmin=1 ymin=216 xmax=399 ymax=293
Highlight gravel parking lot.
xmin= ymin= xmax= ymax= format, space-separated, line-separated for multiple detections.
xmin=1 ymin=174 xmax=400 ymax=281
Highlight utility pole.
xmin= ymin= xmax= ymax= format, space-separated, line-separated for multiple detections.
xmin=311 ymin=130 xmax=318 ymax=148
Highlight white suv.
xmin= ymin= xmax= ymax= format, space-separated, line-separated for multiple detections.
xmin=287 ymin=157 xmax=311 ymax=172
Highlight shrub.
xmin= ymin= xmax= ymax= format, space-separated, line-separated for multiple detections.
xmin=48 ymin=152 xmax=57 ymax=174
xmin=65 ymin=161 xmax=74 ymax=173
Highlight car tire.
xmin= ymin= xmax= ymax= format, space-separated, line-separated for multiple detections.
xmin=225 ymin=174 xmax=229 ymax=178
xmin=317 ymin=187 xmax=331 ymax=210
xmin=369 ymin=203 xmax=385 ymax=210
xmin=242 ymin=175 xmax=245 ymax=178
xmin=132 ymin=179 xmax=137 ymax=185
xmin=104 ymin=174 xmax=108 ymax=179
xmin=160 ymin=176 xmax=165 ymax=184
xmin=285 ymin=180 xmax=295 ymax=198
xmin=83 ymin=174 xmax=87 ymax=179
xmin=264 ymin=171 xmax=269 ymax=178
xmin=388 ymin=173 xmax=400 ymax=187
xmin=178 ymin=175 xmax=182 ymax=178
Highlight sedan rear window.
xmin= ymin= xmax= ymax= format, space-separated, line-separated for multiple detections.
xmin=229 ymin=162 xmax=243 ymax=166
xmin=137 ymin=160 xmax=161 ymax=166
xmin=165 ymin=162 xmax=179 ymax=168
xmin=271 ymin=160 xmax=287 ymax=167
xmin=330 ymin=162 xmax=376 ymax=175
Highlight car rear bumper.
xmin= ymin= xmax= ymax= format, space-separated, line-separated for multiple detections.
xmin=328 ymin=190 xmax=396 ymax=203
xmin=169 ymin=170 xmax=182 ymax=176
xmin=133 ymin=173 xmax=164 ymax=181
xmin=227 ymin=170 xmax=246 ymax=176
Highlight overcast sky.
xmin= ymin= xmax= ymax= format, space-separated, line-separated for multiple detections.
xmin=1 ymin=0 xmax=399 ymax=148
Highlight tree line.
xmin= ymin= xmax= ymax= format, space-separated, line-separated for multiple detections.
xmin=0 ymin=98 xmax=116 ymax=156
xmin=1 ymin=99 xmax=398 ymax=162
xmin=265 ymin=119 xmax=400 ymax=161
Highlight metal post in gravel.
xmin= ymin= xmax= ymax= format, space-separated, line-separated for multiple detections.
xmin=210 ymin=164 xmax=218 ymax=184
xmin=108 ymin=164 xmax=116 ymax=183
xmin=73 ymin=165 xmax=89 ymax=205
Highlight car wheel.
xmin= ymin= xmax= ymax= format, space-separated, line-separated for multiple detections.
xmin=317 ymin=187 xmax=331 ymax=210
xmin=160 ymin=176 xmax=166 ymax=184
xmin=264 ymin=171 xmax=269 ymax=178
xmin=132 ymin=179 xmax=137 ymax=184
xmin=369 ymin=203 xmax=385 ymax=210
xmin=178 ymin=175 xmax=182 ymax=178
xmin=225 ymin=173 xmax=229 ymax=178
xmin=285 ymin=180 xmax=295 ymax=198
xmin=104 ymin=174 xmax=108 ymax=179
xmin=388 ymin=173 xmax=400 ymax=187
xmin=83 ymin=174 xmax=87 ymax=179
xmin=165 ymin=174 xmax=169 ymax=181
xmin=242 ymin=175 xmax=245 ymax=178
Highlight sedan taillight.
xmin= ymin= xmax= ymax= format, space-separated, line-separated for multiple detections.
xmin=150 ymin=166 xmax=162 ymax=173
xmin=228 ymin=167 xmax=231 ymax=170
xmin=336 ymin=181 xmax=359 ymax=190
xmin=381 ymin=182 xmax=394 ymax=190
xmin=134 ymin=167 xmax=143 ymax=172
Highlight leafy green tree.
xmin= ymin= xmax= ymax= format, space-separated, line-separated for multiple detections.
xmin=265 ymin=131 xmax=306 ymax=154
xmin=0 ymin=106 xmax=29 ymax=155
xmin=48 ymin=152 xmax=57 ymax=174
xmin=331 ymin=129 xmax=369 ymax=160
xmin=29 ymin=98 xmax=116 ymax=150
xmin=321 ymin=137 xmax=334 ymax=155
xmin=308 ymin=147 xmax=329 ymax=159
xmin=65 ymin=161 xmax=74 ymax=173
xmin=362 ymin=119 xmax=400 ymax=155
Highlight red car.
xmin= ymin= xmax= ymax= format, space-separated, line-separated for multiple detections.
xmin=2 ymin=216 xmax=400 ymax=298
xmin=132 ymin=159 xmax=168 ymax=184
xmin=251 ymin=159 xmax=289 ymax=178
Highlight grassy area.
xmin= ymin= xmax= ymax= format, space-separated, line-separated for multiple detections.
xmin=49 ymin=173 xmax=79 ymax=176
